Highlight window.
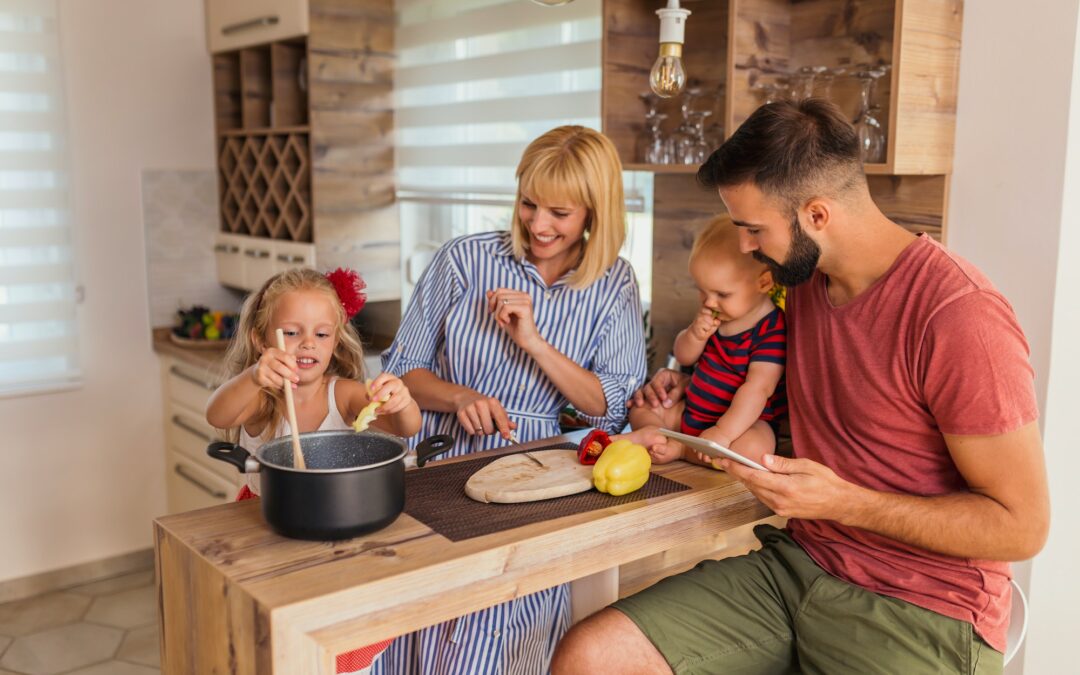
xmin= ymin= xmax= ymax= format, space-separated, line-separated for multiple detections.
xmin=395 ymin=0 xmax=652 ymax=306
xmin=0 ymin=0 xmax=79 ymax=396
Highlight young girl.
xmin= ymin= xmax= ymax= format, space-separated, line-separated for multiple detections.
xmin=206 ymin=267 xmax=421 ymax=675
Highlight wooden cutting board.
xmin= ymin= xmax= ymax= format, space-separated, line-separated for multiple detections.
xmin=464 ymin=450 xmax=594 ymax=503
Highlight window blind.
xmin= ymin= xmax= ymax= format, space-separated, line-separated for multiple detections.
xmin=0 ymin=0 xmax=80 ymax=396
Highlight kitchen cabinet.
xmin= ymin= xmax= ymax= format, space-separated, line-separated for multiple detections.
xmin=206 ymin=0 xmax=399 ymax=299
xmin=602 ymin=0 xmax=962 ymax=369
xmin=160 ymin=355 xmax=239 ymax=513
xmin=205 ymin=0 xmax=309 ymax=54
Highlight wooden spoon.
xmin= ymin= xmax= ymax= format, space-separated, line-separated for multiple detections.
xmin=275 ymin=328 xmax=306 ymax=470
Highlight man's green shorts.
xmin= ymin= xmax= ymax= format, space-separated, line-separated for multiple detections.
xmin=612 ymin=525 xmax=1002 ymax=675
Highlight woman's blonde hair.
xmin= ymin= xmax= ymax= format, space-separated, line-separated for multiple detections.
xmin=510 ymin=126 xmax=626 ymax=288
xmin=221 ymin=268 xmax=366 ymax=442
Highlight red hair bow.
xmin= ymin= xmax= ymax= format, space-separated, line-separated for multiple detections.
xmin=325 ymin=267 xmax=367 ymax=319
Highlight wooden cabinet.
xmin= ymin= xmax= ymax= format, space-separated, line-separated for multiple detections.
xmin=207 ymin=0 xmax=399 ymax=299
xmin=602 ymin=0 xmax=963 ymax=369
xmin=160 ymin=357 xmax=239 ymax=513
xmin=205 ymin=0 xmax=309 ymax=54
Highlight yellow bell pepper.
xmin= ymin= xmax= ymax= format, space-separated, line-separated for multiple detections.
xmin=592 ymin=439 xmax=651 ymax=496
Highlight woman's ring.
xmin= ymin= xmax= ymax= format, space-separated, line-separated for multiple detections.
xmin=503 ymin=298 xmax=510 ymax=305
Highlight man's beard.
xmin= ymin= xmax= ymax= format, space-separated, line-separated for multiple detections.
xmin=752 ymin=213 xmax=821 ymax=287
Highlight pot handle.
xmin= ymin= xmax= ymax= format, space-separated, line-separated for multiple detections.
xmin=207 ymin=441 xmax=260 ymax=474
xmin=415 ymin=434 xmax=455 ymax=468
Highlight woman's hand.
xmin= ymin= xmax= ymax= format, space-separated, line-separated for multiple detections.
xmin=487 ymin=288 xmax=544 ymax=353
xmin=250 ymin=348 xmax=298 ymax=390
xmin=453 ymin=389 xmax=518 ymax=440
xmin=367 ymin=373 xmax=415 ymax=416
xmin=626 ymin=369 xmax=690 ymax=409
xmin=689 ymin=306 xmax=722 ymax=341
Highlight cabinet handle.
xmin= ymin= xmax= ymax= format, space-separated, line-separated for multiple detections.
xmin=214 ymin=244 xmax=240 ymax=254
xmin=174 ymin=464 xmax=227 ymax=500
xmin=169 ymin=365 xmax=216 ymax=391
xmin=221 ymin=15 xmax=279 ymax=36
xmin=172 ymin=415 xmax=213 ymax=443
xmin=244 ymin=249 xmax=271 ymax=259
xmin=276 ymin=254 xmax=306 ymax=264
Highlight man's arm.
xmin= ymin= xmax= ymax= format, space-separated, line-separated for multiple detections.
xmin=722 ymin=420 xmax=1050 ymax=561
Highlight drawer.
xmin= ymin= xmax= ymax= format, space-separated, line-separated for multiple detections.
xmin=165 ymin=451 xmax=236 ymax=514
xmin=205 ymin=0 xmax=309 ymax=53
xmin=273 ymin=239 xmax=316 ymax=274
xmin=166 ymin=362 xmax=222 ymax=415
xmin=214 ymin=233 xmax=246 ymax=289
xmin=242 ymin=238 xmax=276 ymax=290
xmin=167 ymin=408 xmax=235 ymax=482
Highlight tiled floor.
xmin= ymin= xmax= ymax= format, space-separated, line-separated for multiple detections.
xmin=0 ymin=570 xmax=158 ymax=675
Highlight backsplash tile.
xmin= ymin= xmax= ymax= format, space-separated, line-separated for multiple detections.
xmin=141 ymin=170 xmax=242 ymax=328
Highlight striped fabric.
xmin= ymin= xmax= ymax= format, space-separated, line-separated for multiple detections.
xmin=377 ymin=230 xmax=646 ymax=674
xmin=681 ymin=307 xmax=788 ymax=436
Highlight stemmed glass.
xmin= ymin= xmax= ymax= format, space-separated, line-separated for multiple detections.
xmin=703 ymin=83 xmax=725 ymax=151
xmin=752 ymin=81 xmax=785 ymax=105
xmin=789 ymin=65 xmax=826 ymax=100
xmin=637 ymin=112 xmax=670 ymax=164
xmin=670 ymin=87 xmax=703 ymax=164
xmin=853 ymin=67 xmax=887 ymax=163
xmin=683 ymin=110 xmax=712 ymax=164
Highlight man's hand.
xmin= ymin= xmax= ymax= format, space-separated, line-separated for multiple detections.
xmin=719 ymin=454 xmax=860 ymax=520
xmin=626 ymin=369 xmax=690 ymax=409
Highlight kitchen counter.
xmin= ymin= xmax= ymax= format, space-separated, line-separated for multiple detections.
xmin=151 ymin=326 xmax=229 ymax=372
xmin=154 ymin=435 xmax=773 ymax=674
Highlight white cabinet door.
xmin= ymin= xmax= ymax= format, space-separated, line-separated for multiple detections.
xmin=242 ymin=238 xmax=276 ymax=290
xmin=205 ymin=0 xmax=309 ymax=53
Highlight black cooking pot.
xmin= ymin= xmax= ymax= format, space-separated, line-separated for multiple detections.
xmin=207 ymin=430 xmax=453 ymax=541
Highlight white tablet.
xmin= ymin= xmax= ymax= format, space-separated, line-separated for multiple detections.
xmin=658 ymin=429 xmax=770 ymax=471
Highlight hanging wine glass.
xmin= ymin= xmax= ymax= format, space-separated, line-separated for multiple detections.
xmin=670 ymin=87 xmax=702 ymax=164
xmin=685 ymin=110 xmax=712 ymax=164
xmin=703 ymin=83 xmax=725 ymax=151
xmin=637 ymin=112 xmax=670 ymax=164
xmin=752 ymin=81 xmax=784 ymax=105
xmin=852 ymin=68 xmax=886 ymax=163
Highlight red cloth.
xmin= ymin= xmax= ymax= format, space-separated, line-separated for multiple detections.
xmin=784 ymin=235 xmax=1038 ymax=653
xmin=234 ymin=487 xmax=393 ymax=671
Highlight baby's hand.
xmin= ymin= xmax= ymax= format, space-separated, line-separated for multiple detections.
xmin=696 ymin=428 xmax=733 ymax=470
xmin=251 ymin=348 xmax=298 ymax=390
xmin=367 ymin=373 xmax=414 ymax=415
xmin=689 ymin=306 xmax=721 ymax=341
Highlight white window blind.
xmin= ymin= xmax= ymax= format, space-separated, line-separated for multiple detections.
xmin=0 ymin=0 xmax=79 ymax=396
xmin=395 ymin=0 xmax=652 ymax=307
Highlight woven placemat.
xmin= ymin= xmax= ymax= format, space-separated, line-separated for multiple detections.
xmin=404 ymin=443 xmax=690 ymax=542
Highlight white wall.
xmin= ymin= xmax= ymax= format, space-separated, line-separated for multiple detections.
xmin=0 ymin=0 xmax=213 ymax=583
xmin=948 ymin=0 xmax=1080 ymax=671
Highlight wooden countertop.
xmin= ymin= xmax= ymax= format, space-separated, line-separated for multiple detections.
xmin=151 ymin=327 xmax=230 ymax=372
xmin=155 ymin=435 xmax=773 ymax=674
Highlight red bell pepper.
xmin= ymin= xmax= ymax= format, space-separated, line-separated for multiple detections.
xmin=577 ymin=429 xmax=611 ymax=465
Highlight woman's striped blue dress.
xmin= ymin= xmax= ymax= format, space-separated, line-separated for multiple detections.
xmin=373 ymin=231 xmax=646 ymax=674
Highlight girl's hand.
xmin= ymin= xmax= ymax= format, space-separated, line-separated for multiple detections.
xmin=689 ymin=306 xmax=722 ymax=341
xmin=453 ymin=388 xmax=518 ymax=440
xmin=251 ymin=348 xmax=298 ymax=390
xmin=367 ymin=373 xmax=414 ymax=416
xmin=486 ymin=288 xmax=543 ymax=353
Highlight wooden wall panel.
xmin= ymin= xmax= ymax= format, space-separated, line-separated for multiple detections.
xmin=891 ymin=0 xmax=962 ymax=175
xmin=650 ymin=173 xmax=726 ymax=372
xmin=728 ymin=0 xmax=790 ymax=132
xmin=867 ymin=173 xmax=947 ymax=240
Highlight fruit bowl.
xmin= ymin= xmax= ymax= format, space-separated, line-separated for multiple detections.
xmin=171 ymin=306 xmax=239 ymax=348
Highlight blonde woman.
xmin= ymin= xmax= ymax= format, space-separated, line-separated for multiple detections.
xmin=374 ymin=126 xmax=647 ymax=673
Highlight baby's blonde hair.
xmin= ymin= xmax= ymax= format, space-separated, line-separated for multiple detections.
xmin=690 ymin=213 xmax=767 ymax=276
xmin=221 ymin=268 xmax=366 ymax=442
xmin=510 ymin=126 xmax=626 ymax=288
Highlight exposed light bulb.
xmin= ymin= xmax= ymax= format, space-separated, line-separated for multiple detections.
xmin=650 ymin=43 xmax=686 ymax=98
xmin=650 ymin=1 xmax=691 ymax=99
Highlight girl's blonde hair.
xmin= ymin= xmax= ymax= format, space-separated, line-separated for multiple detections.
xmin=221 ymin=268 xmax=366 ymax=442
xmin=510 ymin=126 xmax=626 ymax=288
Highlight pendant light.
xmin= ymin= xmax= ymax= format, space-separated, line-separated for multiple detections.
xmin=650 ymin=0 xmax=691 ymax=98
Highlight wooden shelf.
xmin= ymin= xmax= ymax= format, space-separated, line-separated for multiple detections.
xmin=624 ymin=163 xmax=700 ymax=174
xmin=218 ymin=126 xmax=311 ymax=138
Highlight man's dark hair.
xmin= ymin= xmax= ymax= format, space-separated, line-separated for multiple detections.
xmin=697 ymin=98 xmax=864 ymax=211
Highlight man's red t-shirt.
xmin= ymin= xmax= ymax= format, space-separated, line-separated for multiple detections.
xmin=785 ymin=234 xmax=1038 ymax=652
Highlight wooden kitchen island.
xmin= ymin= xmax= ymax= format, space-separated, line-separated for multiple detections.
xmin=154 ymin=435 xmax=774 ymax=674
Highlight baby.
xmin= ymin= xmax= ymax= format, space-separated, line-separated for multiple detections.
xmin=630 ymin=215 xmax=787 ymax=467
